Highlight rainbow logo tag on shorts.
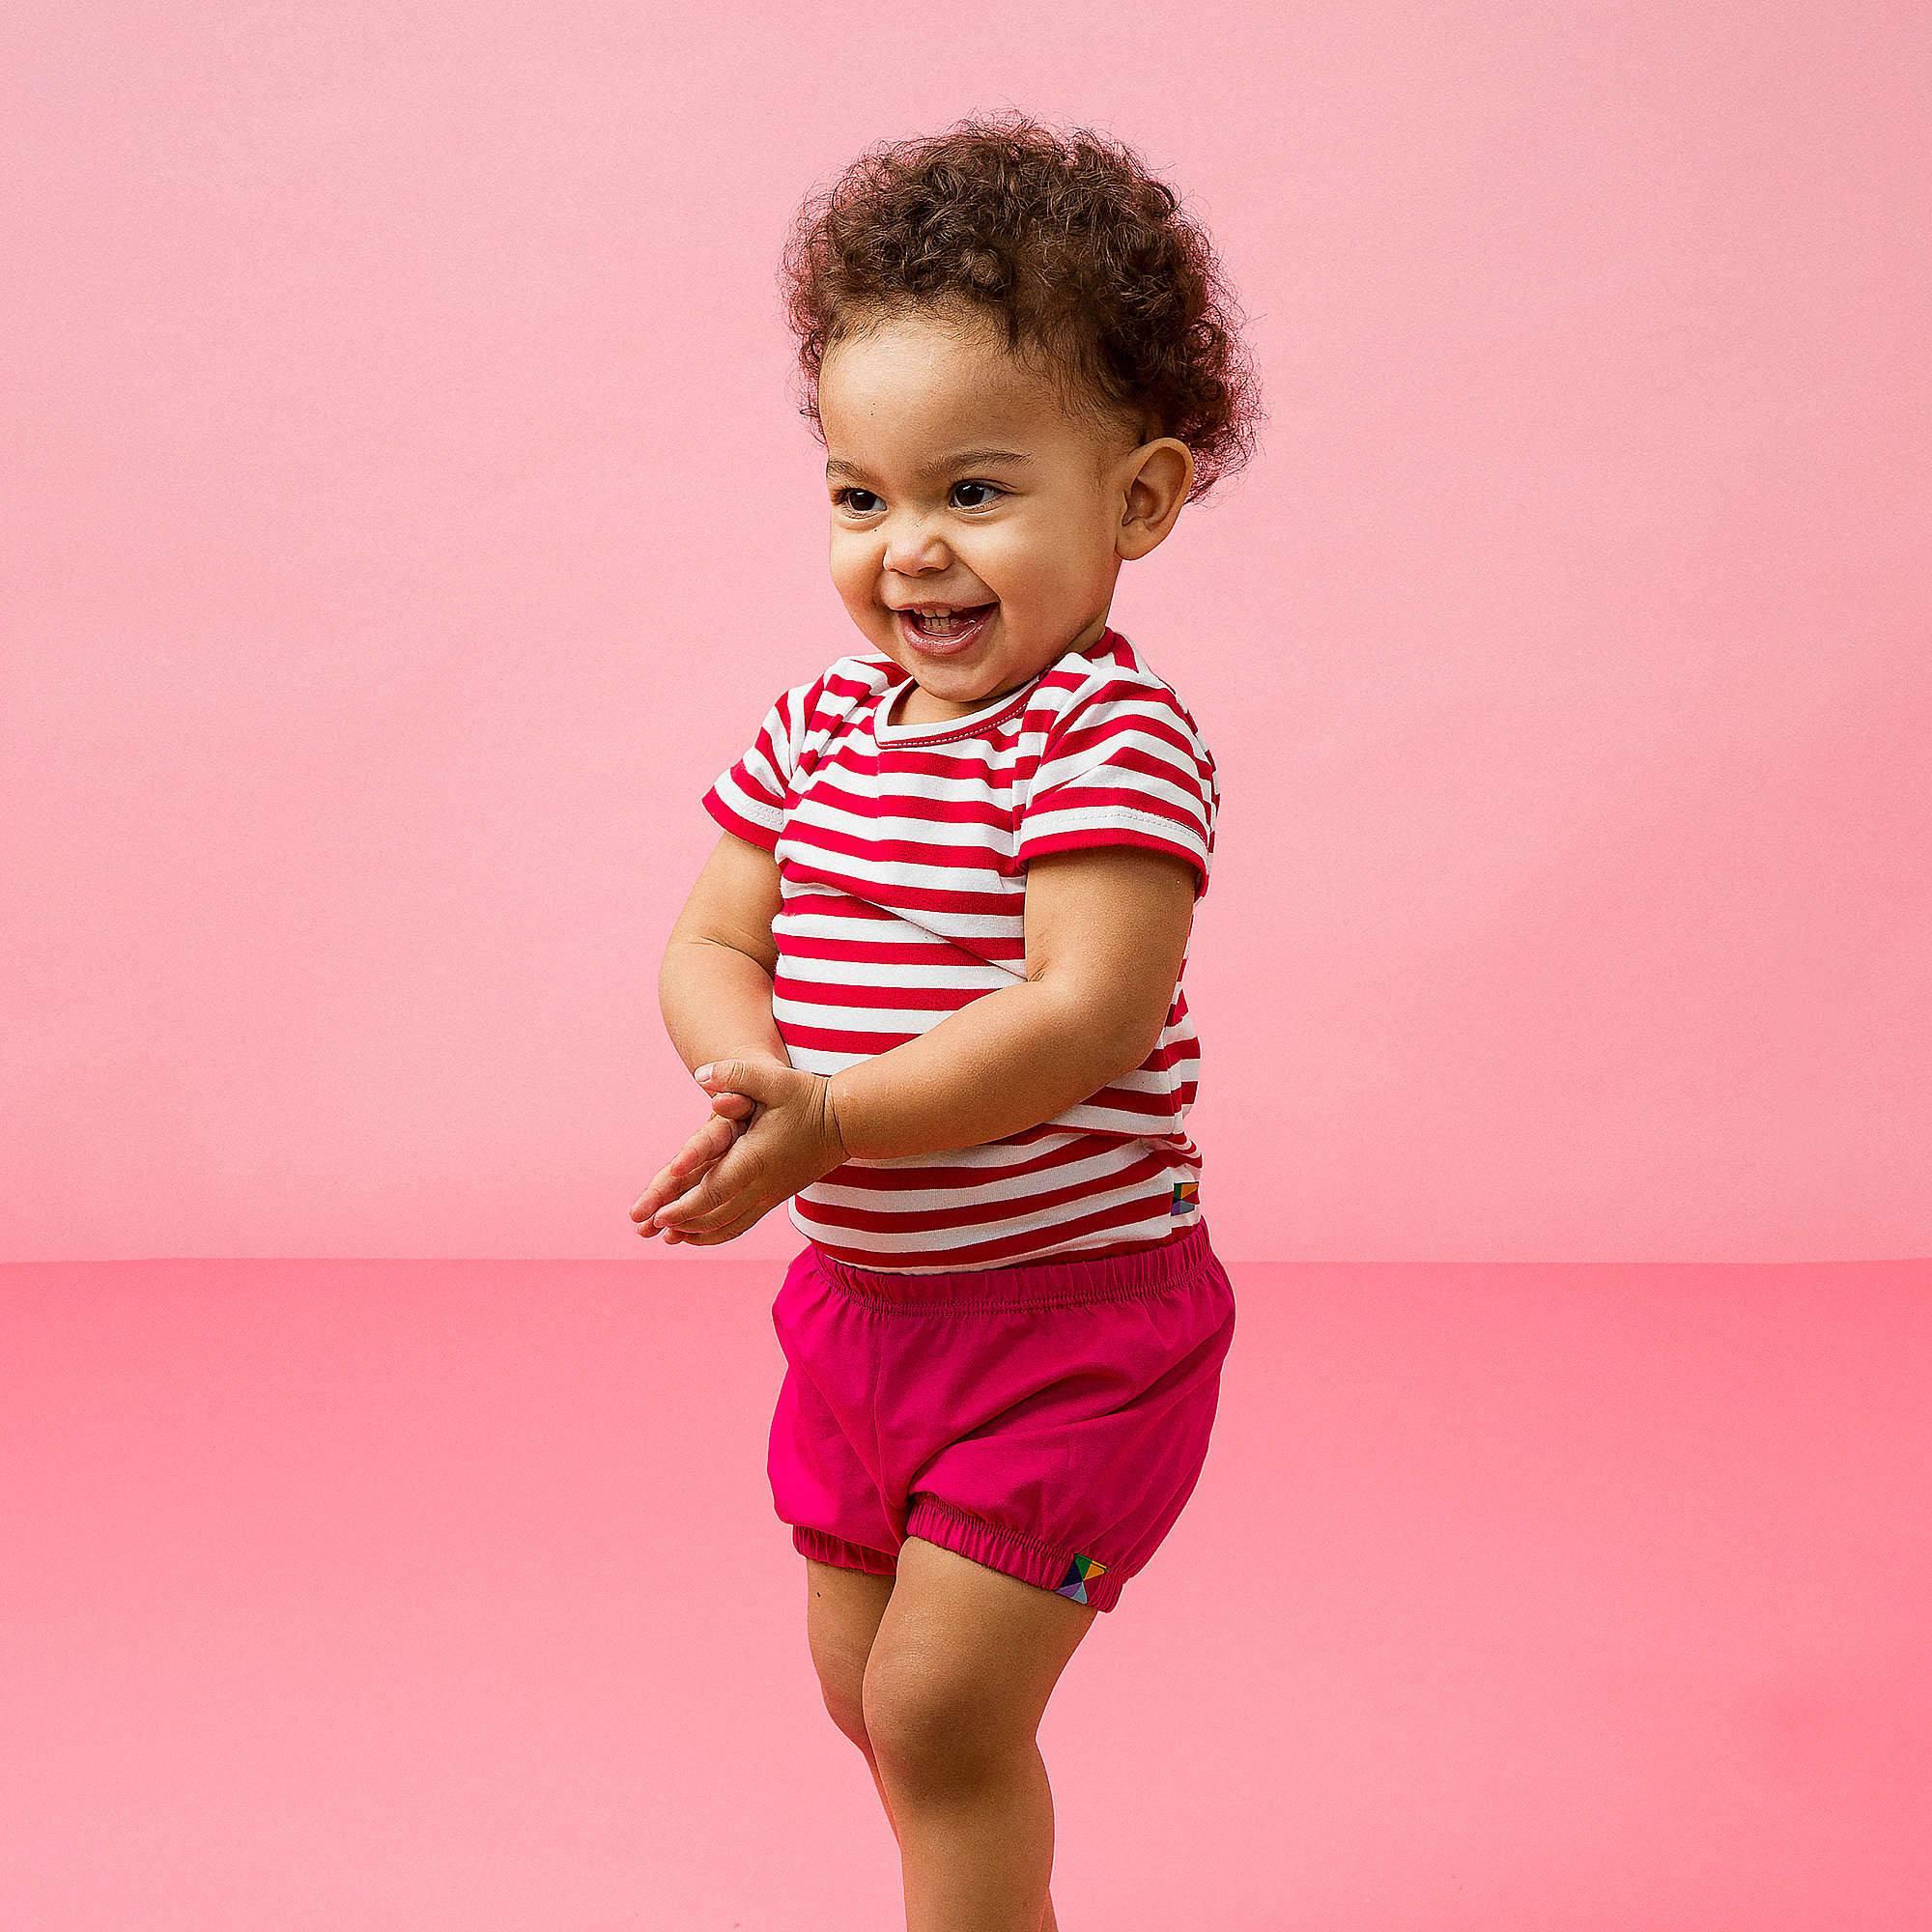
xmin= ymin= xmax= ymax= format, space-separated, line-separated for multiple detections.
xmin=1170 ymin=1179 xmax=1199 ymax=1215
xmin=1054 ymin=1552 xmax=1107 ymax=1603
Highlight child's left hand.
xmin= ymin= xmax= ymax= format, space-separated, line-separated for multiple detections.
xmin=645 ymin=1060 xmax=851 ymax=1246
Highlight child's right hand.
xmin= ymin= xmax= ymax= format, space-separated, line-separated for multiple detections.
xmin=631 ymin=1088 xmax=758 ymax=1244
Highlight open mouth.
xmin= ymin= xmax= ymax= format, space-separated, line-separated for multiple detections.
xmin=897 ymin=603 xmax=997 ymax=654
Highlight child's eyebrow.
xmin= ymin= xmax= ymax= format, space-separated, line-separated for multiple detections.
xmin=826 ymin=447 xmax=1037 ymax=481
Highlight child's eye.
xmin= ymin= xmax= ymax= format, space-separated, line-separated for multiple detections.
xmin=951 ymin=479 xmax=1005 ymax=510
xmin=830 ymin=480 xmax=1007 ymax=515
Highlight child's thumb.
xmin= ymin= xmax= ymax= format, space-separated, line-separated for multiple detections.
xmin=695 ymin=1057 xmax=778 ymax=1098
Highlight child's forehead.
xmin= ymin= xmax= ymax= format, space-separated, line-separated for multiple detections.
xmin=820 ymin=332 xmax=1087 ymax=462
xmin=827 ymin=334 xmax=1034 ymax=411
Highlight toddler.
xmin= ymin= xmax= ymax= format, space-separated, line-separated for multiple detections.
xmin=630 ymin=111 xmax=1263 ymax=1931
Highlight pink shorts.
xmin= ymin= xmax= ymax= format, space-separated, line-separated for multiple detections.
xmin=765 ymin=1219 xmax=1236 ymax=1613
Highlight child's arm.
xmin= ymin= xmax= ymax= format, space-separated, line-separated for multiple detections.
xmin=647 ymin=845 xmax=1199 ymax=1244
xmin=828 ymin=844 xmax=1198 ymax=1161
xmin=658 ymin=830 xmax=793 ymax=1074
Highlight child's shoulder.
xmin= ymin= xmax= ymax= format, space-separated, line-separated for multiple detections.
xmin=821 ymin=650 xmax=899 ymax=704
xmin=1028 ymin=629 xmax=1213 ymax=748
xmin=756 ymin=651 xmax=895 ymax=730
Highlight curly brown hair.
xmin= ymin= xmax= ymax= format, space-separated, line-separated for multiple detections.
xmin=778 ymin=111 xmax=1264 ymax=506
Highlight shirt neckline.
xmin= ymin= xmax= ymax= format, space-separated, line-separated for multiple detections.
xmin=872 ymin=629 xmax=1117 ymax=745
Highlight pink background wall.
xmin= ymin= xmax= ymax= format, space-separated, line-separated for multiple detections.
xmin=6 ymin=3 xmax=1927 ymax=1263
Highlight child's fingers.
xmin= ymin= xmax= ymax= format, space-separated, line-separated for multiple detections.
xmin=636 ymin=1104 xmax=758 ymax=1235
xmin=654 ymin=1158 xmax=761 ymax=1237
xmin=652 ymin=1121 xmax=769 ymax=1231
xmin=640 ymin=1163 xmax=719 ymax=1237
xmin=633 ymin=1144 xmax=713 ymax=1221
xmin=631 ymin=1114 xmax=743 ymax=1225
xmin=627 ymin=1090 xmax=755 ymax=1236
xmin=651 ymin=1164 xmax=734 ymax=1231
xmin=665 ymin=1202 xmax=762 ymax=1246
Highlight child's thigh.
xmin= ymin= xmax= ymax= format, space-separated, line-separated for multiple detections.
xmin=804 ymin=1556 xmax=896 ymax=1737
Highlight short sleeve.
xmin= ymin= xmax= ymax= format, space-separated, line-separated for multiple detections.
xmin=1015 ymin=676 xmax=1219 ymax=900
xmin=700 ymin=677 xmax=816 ymax=854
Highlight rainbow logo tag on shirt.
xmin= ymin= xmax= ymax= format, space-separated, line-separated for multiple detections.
xmin=1170 ymin=1179 xmax=1199 ymax=1215
xmin=1054 ymin=1552 xmax=1107 ymax=1603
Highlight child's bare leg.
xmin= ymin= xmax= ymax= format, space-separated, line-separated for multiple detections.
xmin=857 ymin=1729 xmax=1060 ymax=1929
xmin=865 ymin=1536 xmax=1095 ymax=1932
xmin=857 ymin=1734 xmax=903 ymax=1844
xmin=805 ymin=1559 xmax=905 ymax=1843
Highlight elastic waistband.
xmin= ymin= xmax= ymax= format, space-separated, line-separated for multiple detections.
xmin=810 ymin=1219 xmax=1215 ymax=1312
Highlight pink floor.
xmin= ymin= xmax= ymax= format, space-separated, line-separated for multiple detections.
xmin=3 ymin=1256 xmax=1927 ymax=1929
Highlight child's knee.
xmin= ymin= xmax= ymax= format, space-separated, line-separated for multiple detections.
xmin=804 ymin=1555 xmax=894 ymax=1750
xmin=818 ymin=1681 xmax=872 ymax=1752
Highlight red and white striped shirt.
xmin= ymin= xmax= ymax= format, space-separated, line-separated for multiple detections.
xmin=700 ymin=626 xmax=1219 ymax=1272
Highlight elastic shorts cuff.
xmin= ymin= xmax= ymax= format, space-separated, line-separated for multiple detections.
xmin=904 ymin=1492 xmax=1123 ymax=1611
xmin=792 ymin=1524 xmax=898 ymax=1577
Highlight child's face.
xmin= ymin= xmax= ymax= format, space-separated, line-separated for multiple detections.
xmin=817 ymin=305 xmax=1193 ymax=720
